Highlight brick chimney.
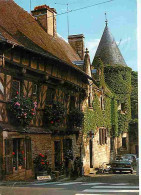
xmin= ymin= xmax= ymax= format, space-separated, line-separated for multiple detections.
xmin=31 ymin=5 xmax=57 ymax=36
xmin=68 ymin=34 xmax=85 ymax=60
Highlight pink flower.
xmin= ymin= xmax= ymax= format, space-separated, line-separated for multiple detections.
xmin=16 ymin=91 xmax=19 ymax=95
xmin=33 ymin=102 xmax=37 ymax=108
xmin=15 ymin=102 xmax=20 ymax=106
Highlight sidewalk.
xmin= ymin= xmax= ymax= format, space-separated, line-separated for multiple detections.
xmin=0 ymin=173 xmax=139 ymax=186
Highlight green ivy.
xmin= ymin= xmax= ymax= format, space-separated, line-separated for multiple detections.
xmin=84 ymin=94 xmax=113 ymax=134
xmin=104 ymin=66 xmax=132 ymax=134
xmin=84 ymin=63 xmax=133 ymax=136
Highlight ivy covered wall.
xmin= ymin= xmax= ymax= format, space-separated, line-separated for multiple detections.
xmin=84 ymin=94 xmax=118 ymax=136
xmin=84 ymin=62 xmax=132 ymax=137
xmin=129 ymin=71 xmax=138 ymax=143
xmin=104 ymin=66 xmax=132 ymax=134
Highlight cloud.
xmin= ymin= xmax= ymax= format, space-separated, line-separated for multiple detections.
xmin=85 ymin=39 xmax=100 ymax=62
xmin=116 ymin=37 xmax=131 ymax=46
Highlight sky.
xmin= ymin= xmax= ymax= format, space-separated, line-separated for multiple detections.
xmin=14 ymin=0 xmax=137 ymax=71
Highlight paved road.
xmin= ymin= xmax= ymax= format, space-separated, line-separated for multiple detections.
xmin=0 ymin=181 xmax=139 ymax=195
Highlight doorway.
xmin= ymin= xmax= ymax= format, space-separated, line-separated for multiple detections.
xmin=89 ymin=139 xmax=93 ymax=168
xmin=54 ymin=141 xmax=61 ymax=170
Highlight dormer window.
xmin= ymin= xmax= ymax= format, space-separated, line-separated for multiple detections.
xmin=118 ymin=102 xmax=126 ymax=114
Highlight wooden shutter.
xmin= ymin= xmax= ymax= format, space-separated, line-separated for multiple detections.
xmin=105 ymin=129 xmax=107 ymax=144
xmin=99 ymin=129 xmax=102 ymax=145
xmin=102 ymin=129 xmax=105 ymax=145
xmin=25 ymin=138 xmax=32 ymax=170
xmin=5 ymin=139 xmax=13 ymax=175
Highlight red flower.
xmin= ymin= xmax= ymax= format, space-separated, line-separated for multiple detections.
xmin=42 ymin=155 xmax=44 ymax=158
xmin=39 ymin=153 xmax=42 ymax=156
xmin=12 ymin=152 xmax=15 ymax=155
xmin=41 ymin=162 xmax=45 ymax=165
xmin=23 ymin=158 xmax=26 ymax=161
xmin=46 ymin=162 xmax=49 ymax=165
xmin=51 ymin=121 xmax=54 ymax=124
xmin=21 ymin=151 xmax=24 ymax=154
xmin=16 ymin=91 xmax=19 ymax=95
xmin=41 ymin=159 xmax=44 ymax=162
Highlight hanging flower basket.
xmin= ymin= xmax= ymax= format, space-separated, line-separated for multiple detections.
xmin=67 ymin=108 xmax=84 ymax=129
xmin=7 ymin=93 xmax=37 ymax=127
xmin=44 ymin=101 xmax=66 ymax=126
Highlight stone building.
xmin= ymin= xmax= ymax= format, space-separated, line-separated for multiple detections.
xmin=82 ymin=21 xmax=137 ymax=174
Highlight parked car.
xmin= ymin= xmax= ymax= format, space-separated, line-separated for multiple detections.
xmin=111 ymin=160 xmax=133 ymax=174
xmin=122 ymin=154 xmax=137 ymax=163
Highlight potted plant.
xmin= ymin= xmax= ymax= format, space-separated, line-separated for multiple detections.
xmin=33 ymin=153 xmax=51 ymax=178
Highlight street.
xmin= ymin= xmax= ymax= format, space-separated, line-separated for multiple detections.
xmin=0 ymin=174 xmax=139 ymax=195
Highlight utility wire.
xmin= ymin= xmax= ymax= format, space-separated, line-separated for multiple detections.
xmin=49 ymin=0 xmax=115 ymax=18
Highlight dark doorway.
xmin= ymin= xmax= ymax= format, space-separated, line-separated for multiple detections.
xmin=89 ymin=139 xmax=93 ymax=168
xmin=54 ymin=141 xmax=61 ymax=170
xmin=122 ymin=137 xmax=127 ymax=148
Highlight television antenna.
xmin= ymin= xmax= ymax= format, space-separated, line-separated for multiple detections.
xmin=55 ymin=3 xmax=70 ymax=36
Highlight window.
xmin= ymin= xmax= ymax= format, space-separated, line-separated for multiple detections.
xmin=88 ymin=93 xmax=92 ymax=107
xmin=46 ymin=87 xmax=55 ymax=104
xmin=100 ymin=95 xmax=104 ymax=110
xmin=122 ymin=137 xmax=127 ymax=148
xmin=5 ymin=138 xmax=32 ymax=174
xmin=32 ymin=84 xmax=38 ymax=95
xmin=11 ymin=80 xmax=20 ymax=98
xmin=69 ymin=96 xmax=75 ymax=111
xmin=99 ymin=128 xmax=107 ymax=145
xmin=110 ymin=137 xmax=114 ymax=150
xmin=121 ymin=103 xmax=126 ymax=113
xmin=118 ymin=102 xmax=126 ymax=114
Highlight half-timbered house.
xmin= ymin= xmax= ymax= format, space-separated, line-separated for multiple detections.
xmin=0 ymin=1 xmax=93 ymax=180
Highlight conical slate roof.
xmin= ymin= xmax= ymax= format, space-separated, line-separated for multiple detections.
xmin=93 ymin=25 xmax=127 ymax=67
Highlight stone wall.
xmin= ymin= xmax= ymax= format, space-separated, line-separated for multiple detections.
xmin=83 ymin=129 xmax=110 ymax=175
xmin=93 ymin=130 xmax=110 ymax=168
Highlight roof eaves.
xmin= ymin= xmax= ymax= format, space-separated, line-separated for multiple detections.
xmin=1 ymin=39 xmax=95 ymax=82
